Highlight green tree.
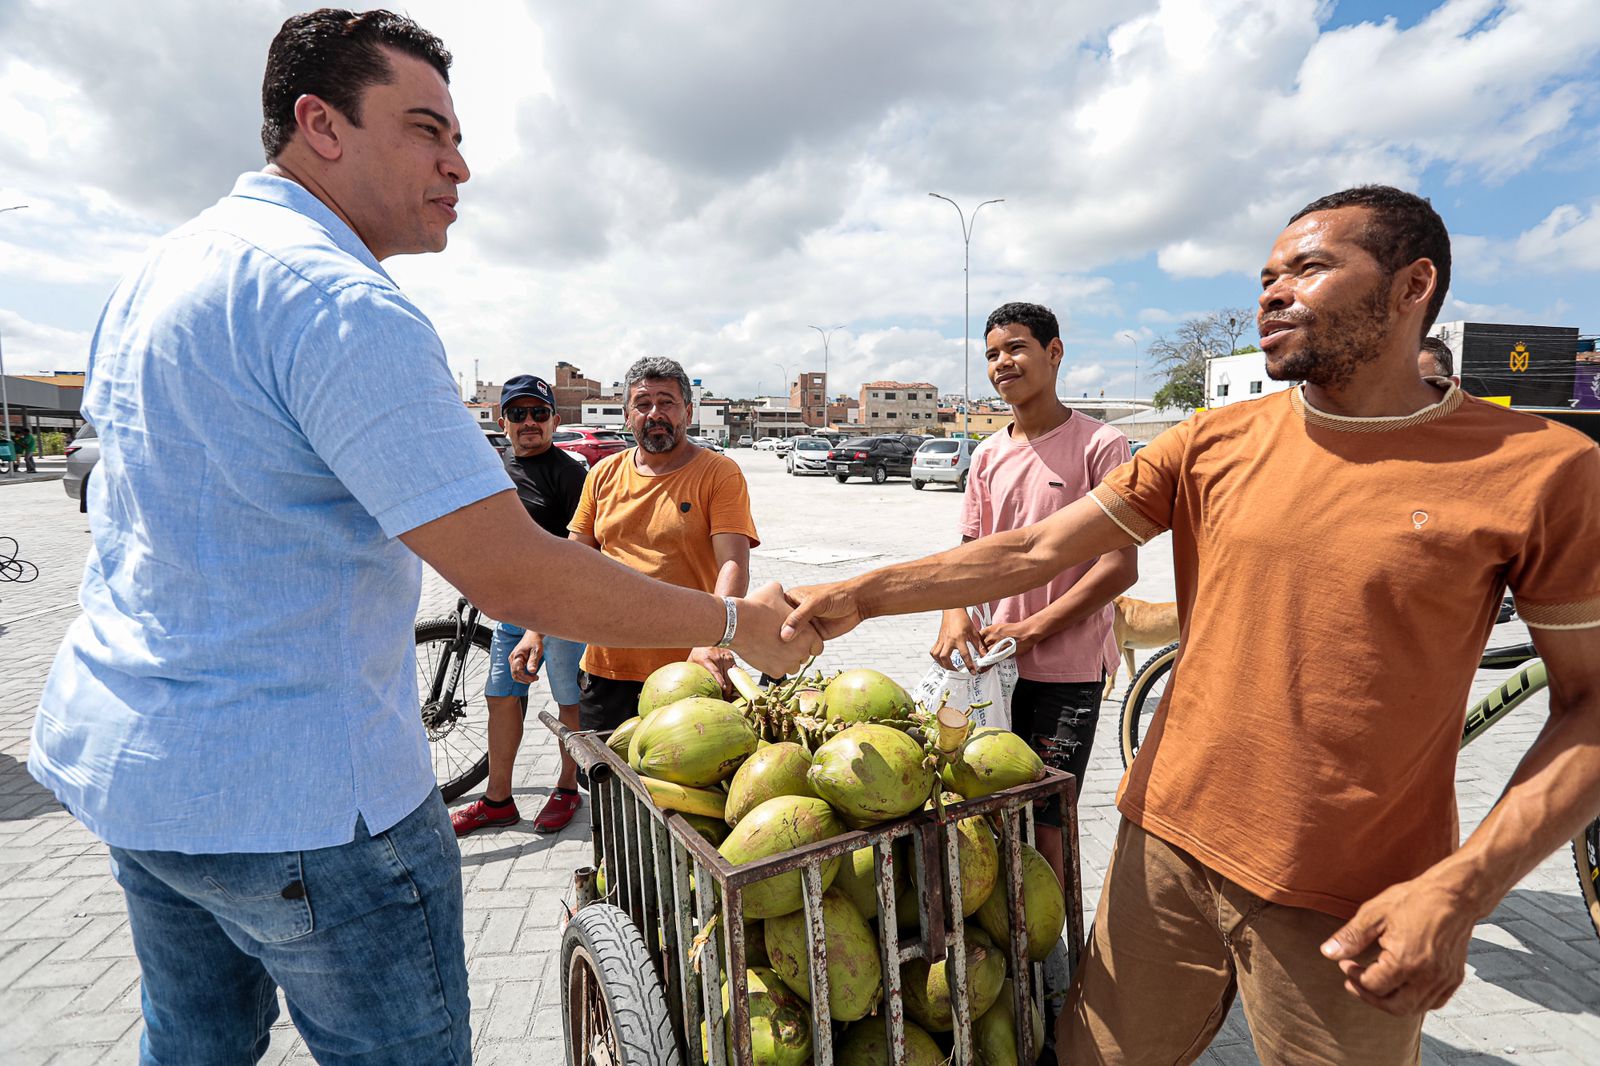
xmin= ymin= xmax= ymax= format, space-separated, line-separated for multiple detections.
xmin=1146 ymin=308 xmax=1255 ymax=411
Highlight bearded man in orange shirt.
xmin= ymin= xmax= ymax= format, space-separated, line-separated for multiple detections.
xmin=782 ymin=185 xmax=1600 ymax=1065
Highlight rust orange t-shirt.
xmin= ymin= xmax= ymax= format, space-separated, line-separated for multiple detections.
xmin=1090 ymin=384 xmax=1600 ymax=918
xmin=570 ymin=446 xmax=760 ymax=682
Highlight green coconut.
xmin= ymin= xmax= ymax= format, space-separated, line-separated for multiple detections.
xmin=808 ymin=723 xmax=935 ymax=827
xmin=949 ymin=806 xmax=1000 ymax=917
xmin=639 ymin=660 xmax=724 ymax=717
xmin=975 ymin=842 xmax=1066 ymax=963
xmin=607 ymin=716 xmax=642 ymax=759
xmin=718 ymin=796 xmax=845 ymax=919
xmin=900 ymin=926 xmax=1007 ymax=1033
xmin=941 ymin=728 xmax=1046 ymax=799
xmin=630 ymin=697 xmax=757 ymax=787
xmin=764 ymin=888 xmax=883 ymax=1022
xmin=679 ymin=811 xmax=730 ymax=846
xmin=701 ymin=967 xmax=811 ymax=1066
xmin=725 ymin=742 xmax=816 ymax=828
xmin=820 ymin=669 xmax=914 ymax=724
xmin=836 ymin=1017 xmax=946 ymax=1066
xmin=832 ymin=844 xmax=908 ymax=924
xmin=973 ymin=978 xmax=1047 ymax=1066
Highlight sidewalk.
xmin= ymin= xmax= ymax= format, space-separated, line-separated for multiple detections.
xmin=0 ymin=456 xmax=65 ymax=487
xmin=2 ymin=456 xmax=1598 ymax=1063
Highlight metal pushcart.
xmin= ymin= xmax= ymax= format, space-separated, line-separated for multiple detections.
xmin=544 ymin=711 xmax=1085 ymax=1066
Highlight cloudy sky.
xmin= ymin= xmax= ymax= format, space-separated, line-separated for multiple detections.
xmin=2 ymin=0 xmax=1598 ymax=402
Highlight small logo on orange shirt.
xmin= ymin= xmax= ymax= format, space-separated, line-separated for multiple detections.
xmin=1412 ymin=510 xmax=1430 ymax=530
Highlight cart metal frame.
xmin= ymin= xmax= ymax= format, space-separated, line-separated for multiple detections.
xmin=545 ymin=711 xmax=1085 ymax=1066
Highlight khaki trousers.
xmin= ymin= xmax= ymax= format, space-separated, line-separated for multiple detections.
xmin=1064 ymin=819 xmax=1423 ymax=1065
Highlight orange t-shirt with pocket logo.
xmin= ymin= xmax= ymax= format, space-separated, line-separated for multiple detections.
xmin=570 ymin=447 xmax=760 ymax=682
xmin=1090 ymin=384 xmax=1600 ymax=918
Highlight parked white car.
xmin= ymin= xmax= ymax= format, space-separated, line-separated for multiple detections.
xmin=911 ymin=437 xmax=977 ymax=491
xmin=786 ymin=436 xmax=831 ymax=475
xmin=753 ymin=437 xmax=779 ymax=452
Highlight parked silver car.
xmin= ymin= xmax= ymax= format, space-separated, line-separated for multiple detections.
xmin=911 ymin=436 xmax=977 ymax=491
xmin=786 ymin=436 xmax=831 ymax=475
xmin=64 ymin=423 xmax=100 ymax=512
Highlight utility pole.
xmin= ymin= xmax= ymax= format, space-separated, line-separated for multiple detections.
xmin=928 ymin=194 xmax=1003 ymax=440
xmin=808 ymin=324 xmax=843 ymax=427
xmin=0 ymin=204 xmax=30 ymax=474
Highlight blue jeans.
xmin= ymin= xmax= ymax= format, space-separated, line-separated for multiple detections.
xmin=109 ymin=791 xmax=471 ymax=1065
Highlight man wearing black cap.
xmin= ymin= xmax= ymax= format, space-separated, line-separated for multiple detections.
xmin=453 ymin=375 xmax=592 ymax=835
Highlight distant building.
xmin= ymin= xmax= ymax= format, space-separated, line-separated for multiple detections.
xmin=860 ymin=381 xmax=938 ymax=431
xmin=1430 ymin=322 xmax=1580 ymax=408
xmin=1203 ymin=351 xmax=1292 ymax=408
xmin=825 ymin=396 xmax=859 ymax=428
xmin=554 ymin=361 xmax=601 ymax=425
xmin=790 ymin=371 xmax=827 ymax=426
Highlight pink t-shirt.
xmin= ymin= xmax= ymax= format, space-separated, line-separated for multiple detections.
xmin=959 ymin=412 xmax=1132 ymax=683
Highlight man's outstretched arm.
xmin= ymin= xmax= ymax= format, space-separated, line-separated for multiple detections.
xmin=402 ymin=490 xmax=820 ymax=676
xmin=783 ymin=495 xmax=1137 ymax=640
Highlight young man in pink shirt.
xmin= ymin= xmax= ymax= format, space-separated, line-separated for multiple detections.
xmin=931 ymin=302 xmax=1137 ymax=889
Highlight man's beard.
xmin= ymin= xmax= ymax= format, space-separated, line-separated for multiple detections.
xmin=1265 ymin=281 xmax=1391 ymax=389
xmin=636 ymin=419 xmax=680 ymax=454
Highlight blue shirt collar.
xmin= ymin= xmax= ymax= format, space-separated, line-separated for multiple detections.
xmin=227 ymin=171 xmax=393 ymax=282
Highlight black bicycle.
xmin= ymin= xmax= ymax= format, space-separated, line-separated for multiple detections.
xmin=1116 ymin=601 xmax=1600 ymax=940
xmin=415 ymin=597 xmax=498 ymax=802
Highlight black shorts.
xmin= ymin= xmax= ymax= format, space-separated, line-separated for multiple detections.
xmin=1009 ymin=677 xmax=1103 ymax=828
xmin=578 ymin=671 xmax=645 ymax=732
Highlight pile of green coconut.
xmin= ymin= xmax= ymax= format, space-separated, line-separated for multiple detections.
xmin=598 ymin=660 xmax=1068 ymax=1066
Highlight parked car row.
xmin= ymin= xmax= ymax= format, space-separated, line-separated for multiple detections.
xmin=765 ymin=432 xmax=978 ymax=492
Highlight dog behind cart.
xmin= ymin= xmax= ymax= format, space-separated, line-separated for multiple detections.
xmin=543 ymin=711 xmax=1085 ymax=1066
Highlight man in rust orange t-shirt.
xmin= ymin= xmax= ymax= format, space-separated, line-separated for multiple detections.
xmin=547 ymin=356 xmax=760 ymax=730
xmin=783 ymin=185 xmax=1600 ymax=1064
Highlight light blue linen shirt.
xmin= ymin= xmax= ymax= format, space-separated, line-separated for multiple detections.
xmin=30 ymin=173 xmax=512 ymax=853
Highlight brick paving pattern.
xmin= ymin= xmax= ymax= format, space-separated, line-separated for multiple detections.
xmin=2 ymin=450 xmax=1596 ymax=1063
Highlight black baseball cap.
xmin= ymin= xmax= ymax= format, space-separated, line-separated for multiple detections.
xmin=500 ymin=375 xmax=556 ymax=409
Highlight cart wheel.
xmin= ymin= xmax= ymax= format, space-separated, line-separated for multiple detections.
xmin=561 ymin=903 xmax=681 ymax=1066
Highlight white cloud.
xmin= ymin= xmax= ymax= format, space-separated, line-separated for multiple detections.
xmin=1513 ymin=201 xmax=1600 ymax=272
xmin=0 ymin=309 xmax=91 ymax=372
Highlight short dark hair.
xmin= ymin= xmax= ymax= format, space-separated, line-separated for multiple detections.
xmin=624 ymin=357 xmax=693 ymax=405
xmin=1288 ymin=185 xmax=1451 ymax=334
xmin=261 ymin=9 xmax=452 ymax=159
xmin=984 ymin=302 xmax=1060 ymax=348
xmin=1419 ymin=336 xmax=1454 ymax=378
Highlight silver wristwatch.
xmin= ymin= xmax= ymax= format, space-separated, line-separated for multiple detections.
xmin=715 ymin=595 xmax=738 ymax=648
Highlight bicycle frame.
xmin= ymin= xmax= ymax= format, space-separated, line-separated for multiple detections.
xmin=421 ymin=597 xmax=483 ymax=729
xmin=1460 ymin=644 xmax=1546 ymax=749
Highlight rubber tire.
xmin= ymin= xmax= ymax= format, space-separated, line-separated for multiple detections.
xmin=872 ymin=464 xmax=888 ymax=485
xmin=835 ymin=473 xmax=849 ymax=483
xmin=414 ymin=617 xmax=495 ymax=802
xmin=957 ymin=470 xmax=968 ymax=493
xmin=561 ymin=903 xmax=681 ymax=1066
xmin=1575 ymin=819 xmax=1600 ymax=942
xmin=1119 ymin=641 xmax=1179 ymax=770
xmin=79 ymin=469 xmax=90 ymax=514
xmin=911 ymin=479 xmax=925 ymax=490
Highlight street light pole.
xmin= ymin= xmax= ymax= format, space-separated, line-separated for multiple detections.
xmin=0 ymin=204 xmax=30 ymax=475
xmin=928 ymin=193 xmax=1002 ymax=440
xmin=808 ymin=324 xmax=843 ymax=427
xmin=1123 ymin=332 xmax=1140 ymax=406
xmin=772 ymin=362 xmax=791 ymax=436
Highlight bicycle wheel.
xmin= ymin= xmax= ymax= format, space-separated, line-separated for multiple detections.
xmin=415 ymin=617 xmax=495 ymax=802
xmin=1119 ymin=641 xmax=1179 ymax=770
xmin=1573 ymin=818 xmax=1600 ymax=941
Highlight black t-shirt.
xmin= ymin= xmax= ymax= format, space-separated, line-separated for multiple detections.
xmin=504 ymin=447 xmax=587 ymax=538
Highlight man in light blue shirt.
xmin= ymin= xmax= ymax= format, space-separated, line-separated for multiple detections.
xmin=29 ymin=10 xmax=817 ymax=1063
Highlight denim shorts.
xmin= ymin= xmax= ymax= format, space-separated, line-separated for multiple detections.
xmin=109 ymin=791 xmax=471 ymax=1064
xmin=485 ymin=621 xmax=585 ymax=705
xmin=1010 ymin=676 xmax=1104 ymax=827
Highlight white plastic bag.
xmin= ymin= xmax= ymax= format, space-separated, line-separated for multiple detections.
xmin=912 ymin=605 xmax=1020 ymax=730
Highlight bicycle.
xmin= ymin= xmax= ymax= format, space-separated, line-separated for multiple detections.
xmin=1114 ymin=601 xmax=1600 ymax=940
xmin=415 ymin=596 xmax=498 ymax=802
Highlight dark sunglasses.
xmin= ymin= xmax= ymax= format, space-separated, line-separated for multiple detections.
xmin=504 ymin=406 xmax=553 ymax=424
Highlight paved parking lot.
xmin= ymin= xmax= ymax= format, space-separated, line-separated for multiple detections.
xmin=2 ymin=447 xmax=1596 ymax=1063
